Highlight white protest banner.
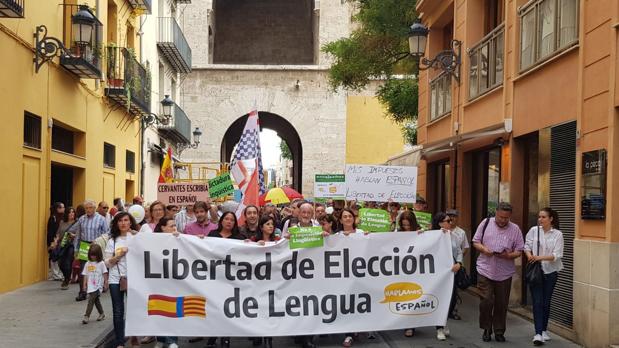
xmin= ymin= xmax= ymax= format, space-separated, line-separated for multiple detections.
xmin=314 ymin=174 xmax=346 ymax=199
xmin=126 ymin=231 xmax=453 ymax=336
xmin=157 ymin=183 xmax=210 ymax=206
xmin=345 ymin=164 xmax=418 ymax=203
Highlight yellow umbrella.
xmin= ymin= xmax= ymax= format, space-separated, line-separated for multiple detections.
xmin=259 ymin=187 xmax=291 ymax=205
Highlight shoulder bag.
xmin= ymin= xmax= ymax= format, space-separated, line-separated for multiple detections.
xmin=113 ymin=239 xmax=128 ymax=291
xmin=525 ymin=226 xmax=544 ymax=286
xmin=454 ymin=256 xmax=471 ymax=290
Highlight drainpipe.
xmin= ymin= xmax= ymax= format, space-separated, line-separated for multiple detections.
xmin=140 ymin=121 xmax=145 ymax=196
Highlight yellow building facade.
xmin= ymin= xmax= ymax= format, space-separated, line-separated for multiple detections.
xmin=346 ymin=96 xmax=406 ymax=165
xmin=0 ymin=0 xmax=150 ymax=293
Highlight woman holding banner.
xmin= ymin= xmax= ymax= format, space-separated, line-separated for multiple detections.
xmin=431 ymin=212 xmax=463 ymax=341
xmin=105 ymin=212 xmax=139 ymax=348
xmin=337 ymin=208 xmax=364 ymax=236
xmin=139 ymin=201 xmax=166 ymax=234
xmin=205 ymin=211 xmax=244 ymax=348
xmin=395 ymin=211 xmax=422 ymax=337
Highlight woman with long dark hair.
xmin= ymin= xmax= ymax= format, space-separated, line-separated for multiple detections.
xmin=524 ymin=207 xmax=563 ymax=346
xmin=396 ymin=211 xmax=422 ymax=337
xmin=56 ymin=207 xmax=77 ymax=289
xmin=251 ymin=215 xmax=280 ymax=244
xmin=430 ymin=212 xmax=463 ymax=341
xmin=206 ymin=211 xmax=243 ymax=348
xmin=105 ymin=212 xmax=139 ymax=348
xmin=48 ymin=202 xmax=65 ymax=281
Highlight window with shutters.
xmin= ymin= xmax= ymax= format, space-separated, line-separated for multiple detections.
xmin=52 ymin=124 xmax=75 ymax=154
xmin=126 ymin=150 xmax=135 ymax=173
xmin=104 ymin=143 xmax=116 ymax=168
xmin=24 ymin=112 xmax=42 ymax=149
xmin=519 ymin=0 xmax=578 ymax=72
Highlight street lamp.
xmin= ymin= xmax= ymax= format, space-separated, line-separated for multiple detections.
xmin=71 ymin=6 xmax=96 ymax=46
xmin=177 ymin=127 xmax=203 ymax=155
xmin=161 ymin=95 xmax=174 ymax=121
xmin=34 ymin=6 xmax=97 ymax=73
xmin=408 ymin=20 xmax=462 ymax=83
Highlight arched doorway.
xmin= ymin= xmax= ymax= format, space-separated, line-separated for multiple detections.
xmin=221 ymin=112 xmax=302 ymax=191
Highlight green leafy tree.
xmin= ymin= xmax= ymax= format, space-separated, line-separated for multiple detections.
xmin=280 ymin=140 xmax=293 ymax=160
xmin=322 ymin=0 xmax=419 ymax=145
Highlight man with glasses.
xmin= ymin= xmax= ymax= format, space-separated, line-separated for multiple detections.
xmin=97 ymin=201 xmax=112 ymax=229
xmin=472 ymin=202 xmax=524 ymax=343
xmin=72 ymin=200 xmax=109 ymax=301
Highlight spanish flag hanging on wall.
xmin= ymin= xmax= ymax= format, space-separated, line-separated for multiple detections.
xmin=158 ymin=147 xmax=174 ymax=183
xmin=147 ymin=294 xmax=207 ymax=318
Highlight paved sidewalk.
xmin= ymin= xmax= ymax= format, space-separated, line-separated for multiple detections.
xmin=138 ymin=292 xmax=582 ymax=348
xmin=0 ymin=280 xmax=112 ymax=348
xmin=1 ymin=281 xmax=582 ymax=348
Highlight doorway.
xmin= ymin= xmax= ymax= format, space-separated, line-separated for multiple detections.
xmin=51 ymin=164 xmax=73 ymax=207
xmin=470 ymin=147 xmax=502 ymax=284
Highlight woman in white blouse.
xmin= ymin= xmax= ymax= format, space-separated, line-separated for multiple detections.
xmin=524 ymin=207 xmax=564 ymax=346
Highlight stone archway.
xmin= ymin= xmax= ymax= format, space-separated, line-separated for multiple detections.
xmin=221 ymin=112 xmax=302 ymax=191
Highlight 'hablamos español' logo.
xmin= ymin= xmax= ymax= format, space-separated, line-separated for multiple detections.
xmin=380 ymin=282 xmax=438 ymax=315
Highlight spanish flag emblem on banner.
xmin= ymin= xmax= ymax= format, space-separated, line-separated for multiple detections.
xmin=147 ymin=294 xmax=206 ymax=318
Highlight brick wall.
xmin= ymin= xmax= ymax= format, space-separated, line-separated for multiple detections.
xmin=213 ymin=0 xmax=315 ymax=64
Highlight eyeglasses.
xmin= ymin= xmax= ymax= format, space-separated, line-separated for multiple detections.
xmin=442 ymin=219 xmax=452 ymax=223
xmin=101 ymin=206 xmax=109 ymax=209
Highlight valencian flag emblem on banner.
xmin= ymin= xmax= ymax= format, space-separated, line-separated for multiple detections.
xmin=158 ymin=147 xmax=174 ymax=183
xmin=230 ymin=107 xmax=266 ymax=225
xmin=147 ymin=294 xmax=207 ymax=318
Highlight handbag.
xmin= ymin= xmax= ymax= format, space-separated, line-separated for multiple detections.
xmin=525 ymin=226 xmax=544 ymax=286
xmin=114 ymin=239 xmax=128 ymax=292
xmin=455 ymin=264 xmax=471 ymax=290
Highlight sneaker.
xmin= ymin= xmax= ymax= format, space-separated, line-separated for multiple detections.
xmin=533 ymin=334 xmax=544 ymax=346
xmin=444 ymin=325 xmax=450 ymax=337
xmin=60 ymin=281 xmax=69 ymax=290
xmin=436 ymin=328 xmax=446 ymax=341
xmin=97 ymin=313 xmax=105 ymax=321
xmin=153 ymin=343 xmax=164 ymax=348
xmin=82 ymin=316 xmax=89 ymax=324
xmin=342 ymin=336 xmax=353 ymax=347
xmin=168 ymin=344 xmax=178 ymax=348
xmin=367 ymin=331 xmax=377 ymax=339
xmin=542 ymin=331 xmax=551 ymax=341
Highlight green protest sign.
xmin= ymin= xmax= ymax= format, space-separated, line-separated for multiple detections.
xmin=288 ymin=226 xmax=324 ymax=249
xmin=414 ymin=211 xmax=432 ymax=230
xmin=358 ymin=208 xmax=392 ymax=232
xmin=209 ymin=173 xmax=234 ymax=199
xmin=78 ymin=241 xmax=90 ymax=261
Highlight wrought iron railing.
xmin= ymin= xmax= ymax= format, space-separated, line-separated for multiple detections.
xmin=468 ymin=24 xmax=504 ymax=100
xmin=59 ymin=4 xmax=103 ymax=78
xmin=157 ymin=17 xmax=192 ymax=73
xmin=0 ymin=0 xmax=24 ymax=18
xmin=105 ymin=46 xmax=151 ymax=113
xmin=159 ymin=102 xmax=191 ymax=144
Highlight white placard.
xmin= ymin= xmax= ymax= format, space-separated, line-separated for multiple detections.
xmin=345 ymin=164 xmax=418 ymax=203
xmin=126 ymin=231 xmax=453 ymax=336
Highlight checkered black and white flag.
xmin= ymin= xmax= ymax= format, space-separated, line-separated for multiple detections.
xmin=230 ymin=109 xmax=266 ymax=196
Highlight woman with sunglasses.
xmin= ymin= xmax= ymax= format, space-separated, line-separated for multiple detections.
xmin=430 ymin=212 xmax=463 ymax=341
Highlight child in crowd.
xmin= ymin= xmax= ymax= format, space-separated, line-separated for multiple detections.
xmin=81 ymin=244 xmax=108 ymax=324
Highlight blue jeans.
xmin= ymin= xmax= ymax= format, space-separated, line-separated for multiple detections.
xmin=109 ymin=284 xmax=126 ymax=347
xmin=530 ymin=271 xmax=558 ymax=335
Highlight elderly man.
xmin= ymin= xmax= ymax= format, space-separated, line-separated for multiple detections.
xmin=97 ymin=201 xmax=112 ymax=228
xmin=71 ymin=199 xmax=109 ymax=301
xmin=282 ymin=202 xmax=320 ymax=237
xmin=472 ymin=202 xmax=524 ymax=343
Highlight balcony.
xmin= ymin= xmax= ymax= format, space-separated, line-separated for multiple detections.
xmin=59 ymin=5 xmax=103 ymax=79
xmin=127 ymin=0 xmax=151 ymax=13
xmin=157 ymin=17 xmax=192 ymax=73
xmin=158 ymin=102 xmax=192 ymax=144
xmin=0 ymin=0 xmax=23 ymax=17
xmin=468 ymin=24 xmax=504 ymax=100
xmin=104 ymin=47 xmax=151 ymax=116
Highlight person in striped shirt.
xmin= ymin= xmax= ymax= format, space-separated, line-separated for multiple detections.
xmin=71 ymin=199 xmax=109 ymax=301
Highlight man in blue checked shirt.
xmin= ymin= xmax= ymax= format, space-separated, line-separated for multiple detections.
xmin=70 ymin=199 xmax=109 ymax=301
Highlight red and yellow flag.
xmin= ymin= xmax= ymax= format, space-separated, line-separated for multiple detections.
xmin=158 ymin=147 xmax=174 ymax=183
xmin=147 ymin=294 xmax=206 ymax=318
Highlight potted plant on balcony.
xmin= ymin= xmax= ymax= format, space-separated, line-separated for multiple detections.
xmin=106 ymin=43 xmax=123 ymax=88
